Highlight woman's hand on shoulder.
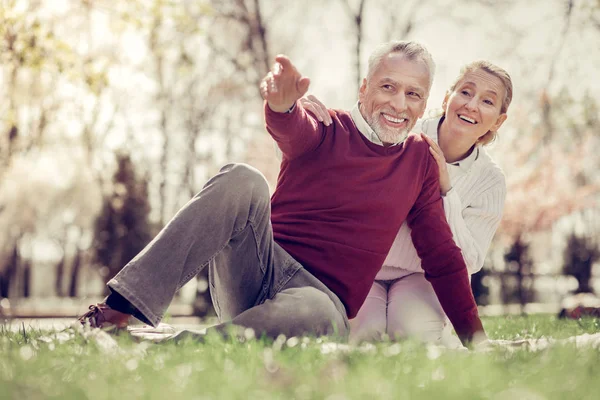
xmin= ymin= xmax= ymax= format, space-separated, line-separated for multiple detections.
xmin=299 ymin=94 xmax=332 ymax=126
xmin=421 ymin=133 xmax=451 ymax=196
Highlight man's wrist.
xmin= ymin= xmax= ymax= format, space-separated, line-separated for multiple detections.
xmin=268 ymin=101 xmax=296 ymax=113
xmin=284 ymin=103 xmax=296 ymax=113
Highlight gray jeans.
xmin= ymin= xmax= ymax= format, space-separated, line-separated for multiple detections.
xmin=108 ymin=163 xmax=349 ymax=339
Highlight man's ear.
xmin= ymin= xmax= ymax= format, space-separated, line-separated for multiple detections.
xmin=358 ymin=78 xmax=367 ymax=101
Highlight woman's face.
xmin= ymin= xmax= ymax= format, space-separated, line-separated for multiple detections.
xmin=443 ymin=69 xmax=507 ymax=144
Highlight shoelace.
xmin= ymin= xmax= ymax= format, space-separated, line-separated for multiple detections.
xmin=78 ymin=304 xmax=105 ymax=326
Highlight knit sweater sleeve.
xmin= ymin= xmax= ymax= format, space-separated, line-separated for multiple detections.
xmin=264 ymin=101 xmax=325 ymax=160
xmin=442 ymin=171 xmax=506 ymax=274
xmin=407 ymin=147 xmax=484 ymax=344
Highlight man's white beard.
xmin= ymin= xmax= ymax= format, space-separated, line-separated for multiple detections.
xmin=367 ymin=114 xmax=410 ymax=145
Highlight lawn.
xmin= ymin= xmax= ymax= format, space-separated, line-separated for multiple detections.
xmin=1 ymin=314 xmax=599 ymax=400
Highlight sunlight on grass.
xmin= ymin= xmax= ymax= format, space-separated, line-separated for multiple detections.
xmin=1 ymin=314 xmax=599 ymax=400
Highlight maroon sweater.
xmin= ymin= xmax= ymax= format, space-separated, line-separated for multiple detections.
xmin=265 ymin=103 xmax=484 ymax=343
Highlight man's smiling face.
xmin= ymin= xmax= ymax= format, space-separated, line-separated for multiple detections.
xmin=358 ymin=53 xmax=430 ymax=145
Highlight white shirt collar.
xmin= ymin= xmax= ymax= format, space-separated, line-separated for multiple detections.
xmin=423 ymin=116 xmax=479 ymax=172
xmin=350 ymin=102 xmax=405 ymax=147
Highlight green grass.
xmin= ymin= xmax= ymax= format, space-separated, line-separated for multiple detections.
xmin=1 ymin=314 xmax=599 ymax=400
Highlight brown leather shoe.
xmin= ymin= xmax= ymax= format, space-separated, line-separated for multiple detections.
xmin=78 ymin=303 xmax=130 ymax=330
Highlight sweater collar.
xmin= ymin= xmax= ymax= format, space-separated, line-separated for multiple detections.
xmin=350 ymin=102 xmax=405 ymax=147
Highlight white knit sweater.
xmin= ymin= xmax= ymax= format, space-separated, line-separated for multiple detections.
xmin=376 ymin=116 xmax=507 ymax=280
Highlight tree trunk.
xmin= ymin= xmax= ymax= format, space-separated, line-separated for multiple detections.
xmin=576 ymin=260 xmax=593 ymax=293
xmin=69 ymin=250 xmax=82 ymax=297
xmin=149 ymin=9 xmax=170 ymax=226
xmin=340 ymin=0 xmax=366 ymax=92
xmin=21 ymin=260 xmax=31 ymax=298
xmin=0 ymin=245 xmax=19 ymax=298
xmin=55 ymin=255 xmax=66 ymax=297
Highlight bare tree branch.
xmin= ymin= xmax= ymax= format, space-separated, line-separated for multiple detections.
xmin=539 ymin=0 xmax=574 ymax=142
xmin=339 ymin=0 xmax=366 ymax=91
xmin=252 ymin=0 xmax=270 ymax=77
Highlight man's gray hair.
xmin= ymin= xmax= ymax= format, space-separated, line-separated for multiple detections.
xmin=366 ymin=41 xmax=436 ymax=92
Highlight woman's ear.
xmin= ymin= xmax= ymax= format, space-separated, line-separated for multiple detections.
xmin=492 ymin=113 xmax=508 ymax=132
xmin=441 ymin=92 xmax=450 ymax=111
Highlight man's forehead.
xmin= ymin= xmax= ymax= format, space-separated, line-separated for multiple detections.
xmin=370 ymin=54 xmax=431 ymax=89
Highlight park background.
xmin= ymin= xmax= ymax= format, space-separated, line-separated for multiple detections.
xmin=1 ymin=0 xmax=599 ymax=320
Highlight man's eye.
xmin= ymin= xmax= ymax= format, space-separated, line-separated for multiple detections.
xmin=382 ymin=84 xmax=393 ymax=90
xmin=408 ymin=92 xmax=421 ymax=99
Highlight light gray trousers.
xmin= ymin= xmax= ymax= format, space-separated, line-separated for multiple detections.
xmin=108 ymin=163 xmax=348 ymax=339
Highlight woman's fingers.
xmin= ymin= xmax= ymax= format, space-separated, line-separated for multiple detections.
xmin=428 ymin=146 xmax=444 ymax=165
xmin=306 ymin=95 xmax=332 ymax=125
xmin=300 ymin=100 xmax=323 ymax=122
xmin=422 ymin=133 xmax=445 ymax=161
xmin=299 ymin=95 xmax=332 ymax=125
xmin=299 ymin=98 xmax=323 ymax=121
xmin=428 ymin=144 xmax=451 ymax=194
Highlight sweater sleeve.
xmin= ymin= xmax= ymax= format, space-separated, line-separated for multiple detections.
xmin=264 ymin=101 xmax=325 ymax=160
xmin=407 ymin=151 xmax=485 ymax=344
xmin=442 ymin=175 xmax=506 ymax=274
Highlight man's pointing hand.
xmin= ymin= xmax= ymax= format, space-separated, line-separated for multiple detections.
xmin=260 ymin=55 xmax=310 ymax=113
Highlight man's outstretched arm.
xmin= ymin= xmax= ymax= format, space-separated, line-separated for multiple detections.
xmin=261 ymin=55 xmax=325 ymax=159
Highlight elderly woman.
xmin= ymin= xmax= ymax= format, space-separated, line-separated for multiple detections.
xmin=301 ymin=60 xmax=512 ymax=347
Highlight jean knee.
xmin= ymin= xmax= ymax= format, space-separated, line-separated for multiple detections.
xmin=219 ymin=163 xmax=270 ymax=200
xmin=297 ymin=288 xmax=343 ymax=335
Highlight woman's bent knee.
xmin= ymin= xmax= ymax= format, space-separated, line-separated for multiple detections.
xmin=349 ymin=307 xmax=386 ymax=342
xmin=349 ymin=288 xmax=387 ymax=342
xmin=388 ymin=310 xmax=446 ymax=342
xmin=349 ymin=319 xmax=386 ymax=342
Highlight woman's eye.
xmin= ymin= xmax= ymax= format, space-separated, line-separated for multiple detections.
xmin=484 ymin=99 xmax=494 ymax=105
xmin=461 ymin=90 xmax=470 ymax=96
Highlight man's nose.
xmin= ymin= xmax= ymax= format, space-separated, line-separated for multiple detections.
xmin=390 ymin=93 xmax=407 ymax=112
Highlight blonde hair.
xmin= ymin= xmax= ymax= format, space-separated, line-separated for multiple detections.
xmin=444 ymin=60 xmax=513 ymax=145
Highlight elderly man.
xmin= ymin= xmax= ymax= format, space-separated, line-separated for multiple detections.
xmin=80 ymin=41 xmax=485 ymax=345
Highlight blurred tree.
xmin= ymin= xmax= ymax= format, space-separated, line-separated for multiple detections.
xmin=0 ymin=244 xmax=20 ymax=298
xmin=503 ymin=235 xmax=535 ymax=307
xmin=0 ymin=149 xmax=103 ymax=298
xmin=93 ymin=153 xmax=153 ymax=284
xmin=338 ymin=0 xmax=478 ymax=93
xmin=500 ymin=88 xmax=600 ymax=239
xmin=0 ymin=0 xmax=597 ymax=307
xmin=0 ymin=2 xmax=73 ymax=170
xmin=0 ymin=0 xmax=119 ymax=298
xmin=339 ymin=0 xmax=367 ymax=91
xmin=563 ymin=232 xmax=600 ymax=294
xmin=471 ymin=268 xmax=490 ymax=305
